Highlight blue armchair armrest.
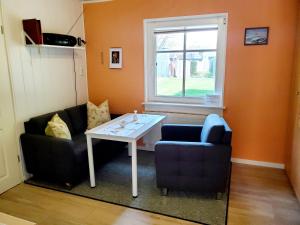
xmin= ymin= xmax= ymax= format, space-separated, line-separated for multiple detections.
xmin=161 ymin=124 xmax=203 ymax=142
xmin=155 ymin=141 xmax=231 ymax=162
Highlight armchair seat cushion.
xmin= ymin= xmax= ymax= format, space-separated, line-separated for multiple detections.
xmin=161 ymin=124 xmax=202 ymax=142
xmin=72 ymin=134 xmax=100 ymax=163
xmin=72 ymin=134 xmax=125 ymax=165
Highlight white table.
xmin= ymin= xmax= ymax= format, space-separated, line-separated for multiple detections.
xmin=85 ymin=113 xmax=165 ymax=197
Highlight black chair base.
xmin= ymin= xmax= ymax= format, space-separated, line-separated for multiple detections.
xmin=160 ymin=188 xmax=168 ymax=196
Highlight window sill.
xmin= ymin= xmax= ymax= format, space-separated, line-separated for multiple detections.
xmin=143 ymin=102 xmax=225 ymax=115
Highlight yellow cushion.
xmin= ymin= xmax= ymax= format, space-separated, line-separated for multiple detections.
xmin=45 ymin=124 xmax=54 ymax=137
xmin=45 ymin=114 xmax=72 ymax=140
xmin=87 ymin=100 xmax=111 ymax=129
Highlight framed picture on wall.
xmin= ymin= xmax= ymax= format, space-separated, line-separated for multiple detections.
xmin=244 ymin=27 xmax=269 ymax=46
xmin=109 ymin=48 xmax=122 ymax=69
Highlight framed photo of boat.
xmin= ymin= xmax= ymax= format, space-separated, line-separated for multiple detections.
xmin=244 ymin=27 xmax=269 ymax=46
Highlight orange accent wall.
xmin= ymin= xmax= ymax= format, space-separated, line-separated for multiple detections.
xmin=84 ymin=0 xmax=298 ymax=164
xmin=287 ymin=4 xmax=300 ymax=201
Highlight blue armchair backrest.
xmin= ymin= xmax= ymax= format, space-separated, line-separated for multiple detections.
xmin=201 ymin=114 xmax=230 ymax=144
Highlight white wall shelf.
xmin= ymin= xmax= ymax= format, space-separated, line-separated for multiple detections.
xmin=25 ymin=44 xmax=85 ymax=50
xmin=23 ymin=31 xmax=85 ymax=50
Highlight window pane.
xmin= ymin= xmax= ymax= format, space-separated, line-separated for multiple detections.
xmin=156 ymin=53 xmax=183 ymax=96
xmin=185 ymin=52 xmax=216 ymax=97
xmin=156 ymin=33 xmax=184 ymax=51
xmin=186 ymin=30 xmax=218 ymax=50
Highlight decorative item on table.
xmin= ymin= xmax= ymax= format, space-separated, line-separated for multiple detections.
xmin=133 ymin=110 xmax=138 ymax=121
xmin=120 ymin=120 xmax=126 ymax=128
xmin=109 ymin=48 xmax=122 ymax=69
xmin=244 ymin=27 xmax=269 ymax=46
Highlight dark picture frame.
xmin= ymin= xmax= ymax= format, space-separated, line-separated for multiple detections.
xmin=109 ymin=48 xmax=122 ymax=69
xmin=244 ymin=27 xmax=269 ymax=46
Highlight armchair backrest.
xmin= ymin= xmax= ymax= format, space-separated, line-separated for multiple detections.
xmin=24 ymin=104 xmax=88 ymax=136
xmin=24 ymin=110 xmax=74 ymax=135
xmin=220 ymin=117 xmax=232 ymax=145
xmin=24 ymin=103 xmax=122 ymax=136
xmin=201 ymin=114 xmax=232 ymax=145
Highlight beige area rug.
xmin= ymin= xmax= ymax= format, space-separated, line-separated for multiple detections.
xmin=0 ymin=212 xmax=36 ymax=225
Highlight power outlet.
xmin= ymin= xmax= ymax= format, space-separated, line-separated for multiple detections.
xmin=80 ymin=67 xmax=85 ymax=77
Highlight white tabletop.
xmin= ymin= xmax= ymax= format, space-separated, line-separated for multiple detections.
xmin=85 ymin=113 xmax=165 ymax=142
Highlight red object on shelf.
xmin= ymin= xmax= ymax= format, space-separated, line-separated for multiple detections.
xmin=22 ymin=19 xmax=43 ymax=44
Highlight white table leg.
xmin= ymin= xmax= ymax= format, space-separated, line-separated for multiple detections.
xmin=130 ymin=141 xmax=138 ymax=197
xmin=86 ymin=135 xmax=96 ymax=187
xmin=128 ymin=144 xmax=132 ymax=156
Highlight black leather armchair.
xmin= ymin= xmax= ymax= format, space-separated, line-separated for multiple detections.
xmin=155 ymin=114 xmax=232 ymax=195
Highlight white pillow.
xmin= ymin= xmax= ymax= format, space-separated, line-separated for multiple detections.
xmin=87 ymin=100 xmax=111 ymax=129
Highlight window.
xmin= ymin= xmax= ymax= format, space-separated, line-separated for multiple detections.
xmin=144 ymin=14 xmax=228 ymax=111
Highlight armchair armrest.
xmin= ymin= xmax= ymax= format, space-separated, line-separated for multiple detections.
xmin=161 ymin=124 xmax=203 ymax=142
xmin=20 ymin=133 xmax=75 ymax=178
xmin=155 ymin=141 xmax=231 ymax=161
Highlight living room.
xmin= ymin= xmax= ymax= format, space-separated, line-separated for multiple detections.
xmin=0 ymin=0 xmax=300 ymax=225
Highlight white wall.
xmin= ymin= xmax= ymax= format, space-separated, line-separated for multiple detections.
xmin=1 ymin=0 xmax=88 ymax=178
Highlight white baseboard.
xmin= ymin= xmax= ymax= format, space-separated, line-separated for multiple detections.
xmin=137 ymin=145 xmax=154 ymax=151
xmin=138 ymin=145 xmax=285 ymax=169
xmin=231 ymin=158 xmax=285 ymax=169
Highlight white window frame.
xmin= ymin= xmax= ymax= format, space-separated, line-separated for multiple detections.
xmin=144 ymin=13 xmax=228 ymax=113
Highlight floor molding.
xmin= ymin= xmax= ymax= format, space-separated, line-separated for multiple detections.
xmin=138 ymin=145 xmax=285 ymax=169
xmin=231 ymin=158 xmax=285 ymax=169
xmin=137 ymin=145 xmax=153 ymax=151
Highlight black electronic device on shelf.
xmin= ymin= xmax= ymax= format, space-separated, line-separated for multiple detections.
xmin=43 ymin=33 xmax=77 ymax=47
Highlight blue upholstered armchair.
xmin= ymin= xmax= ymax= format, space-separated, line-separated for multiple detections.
xmin=154 ymin=114 xmax=232 ymax=196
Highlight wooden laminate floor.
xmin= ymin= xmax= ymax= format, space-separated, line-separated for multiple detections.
xmin=0 ymin=163 xmax=300 ymax=225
